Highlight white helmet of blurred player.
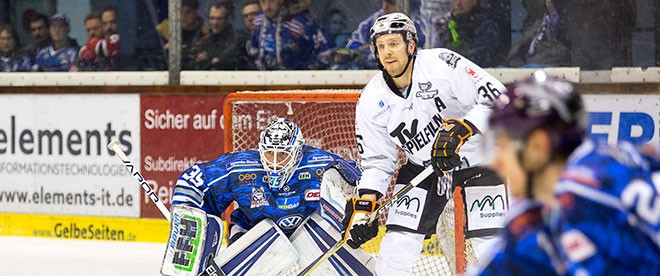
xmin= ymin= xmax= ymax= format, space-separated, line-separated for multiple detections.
xmin=369 ymin=12 xmax=418 ymax=76
xmin=259 ymin=118 xmax=305 ymax=190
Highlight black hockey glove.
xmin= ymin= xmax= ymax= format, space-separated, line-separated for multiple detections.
xmin=431 ymin=118 xmax=474 ymax=175
xmin=341 ymin=197 xmax=380 ymax=249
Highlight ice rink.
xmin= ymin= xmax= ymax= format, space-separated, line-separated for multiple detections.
xmin=0 ymin=236 xmax=166 ymax=275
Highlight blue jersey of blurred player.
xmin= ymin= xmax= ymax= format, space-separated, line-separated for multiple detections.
xmin=172 ymin=117 xmax=358 ymax=240
xmin=477 ymin=71 xmax=660 ymax=275
xmin=554 ymin=140 xmax=660 ymax=274
xmin=476 ymin=71 xmax=584 ymax=275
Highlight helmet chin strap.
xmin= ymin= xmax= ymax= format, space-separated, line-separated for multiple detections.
xmin=389 ymin=52 xmax=413 ymax=79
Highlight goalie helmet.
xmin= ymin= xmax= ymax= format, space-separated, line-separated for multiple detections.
xmin=489 ymin=71 xmax=586 ymax=154
xmin=369 ymin=12 xmax=418 ymax=62
xmin=259 ymin=118 xmax=305 ymax=190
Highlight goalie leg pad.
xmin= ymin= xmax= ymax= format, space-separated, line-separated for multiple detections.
xmin=214 ymin=219 xmax=299 ymax=276
xmin=161 ymin=205 xmax=224 ymax=276
xmin=291 ymin=212 xmax=375 ymax=275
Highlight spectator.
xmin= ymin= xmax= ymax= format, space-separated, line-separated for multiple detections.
xmin=419 ymin=0 xmax=452 ymax=48
xmin=443 ymin=0 xmax=504 ymax=67
xmin=507 ymin=0 xmax=569 ymax=68
xmin=78 ymin=12 xmax=105 ymax=71
xmin=87 ymin=6 xmax=122 ymax=70
xmin=555 ymin=0 xmax=634 ymax=69
xmin=323 ymin=9 xmax=350 ymax=49
xmin=33 ymin=13 xmax=78 ymax=72
xmin=157 ymin=0 xmax=207 ymax=68
xmin=241 ymin=0 xmax=261 ymax=31
xmin=20 ymin=13 xmax=50 ymax=60
xmin=85 ymin=12 xmax=103 ymax=39
xmin=186 ymin=1 xmax=249 ymax=70
xmin=0 ymin=24 xmax=31 ymax=72
xmin=239 ymin=0 xmax=261 ymax=69
xmin=248 ymin=0 xmax=330 ymax=70
xmin=345 ymin=0 xmax=426 ymax=69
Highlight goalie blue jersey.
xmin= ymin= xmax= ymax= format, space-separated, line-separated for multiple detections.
xmin=172 ymin=145 xmax=357 ymax=236
xmin=554 ymin=141 xmax=660 ymax=275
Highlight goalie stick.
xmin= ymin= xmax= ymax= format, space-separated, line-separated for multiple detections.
xmin=107 ymin=140 xmax=225 ymax=276
xmin=297 ymin=165 xmax=436 ymax=276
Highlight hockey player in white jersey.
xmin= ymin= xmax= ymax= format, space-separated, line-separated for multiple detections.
xmin=341 ymin=12 xmax=508 ymax=275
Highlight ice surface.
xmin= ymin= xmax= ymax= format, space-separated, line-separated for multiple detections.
xmin=0 ymin=236 xmax=165 ymax=276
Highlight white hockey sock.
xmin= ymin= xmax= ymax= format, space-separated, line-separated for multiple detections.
xmin=376 ymin=231 xmax=425 ymax=276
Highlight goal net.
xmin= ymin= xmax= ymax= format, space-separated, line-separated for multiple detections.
xmin=223 ymin=90 xmax=476 ymax=275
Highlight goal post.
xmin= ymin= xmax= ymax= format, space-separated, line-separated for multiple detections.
xmin=222 ymin=90 xmax=474 ymax=275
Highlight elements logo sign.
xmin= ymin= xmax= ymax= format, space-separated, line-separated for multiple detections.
xmin=396 ymin=195 xmax=421 ymax=212
xmin=469 ymin=194 xmax=505 ymax=212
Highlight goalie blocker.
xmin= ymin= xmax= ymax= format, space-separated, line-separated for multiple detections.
xmin=161 ymin=205 xmax=224 ymax=276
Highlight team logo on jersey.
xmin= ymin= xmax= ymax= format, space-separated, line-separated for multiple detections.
xmin=469 ymin=194 xmax=506 ymax=212
xmin=298 ymin=172 xmax=311 ymax=180
xmin=390 ymin=114 xmax=444 ymax=154
xmin=238 ymin=173 xmax=258 ymax=185
xmin=415 ymin=82 xmax=438 ymax=100
xmin=465 ymin=66 xmax=479 ymax=78
xmin=438 ymin=52 xmax=461 ymax=69
xmin=277 ymin=214 xmax=304 ymax=229
xmin=310 ymin=155 xmax=333 ymax=162
xmin=276 ymin=196 xmax=300 ymax=210
xmin=372 ymin=102 xmax=392 ymax=120
xmin=560 ymin=230 xmax=596 ymax=262
xmin=396 ymin=195 xmax=421 ymax=212
xmin=250 ymin=186 xmax=269 ymax=208
xmin=226 ymin=159 xmax=260 ymax=170
xmin=315 ymin=168 xmax=324 ymax=178
xmin=304 ymin=189 xmax=320 ymax=201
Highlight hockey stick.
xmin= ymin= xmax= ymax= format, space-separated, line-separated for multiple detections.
xmin=297 ymin=165 xmax=436 ymax=276
xmin=107 ymin=140 xmax=171 ymax=221
xmin=107 ymin=140 xmax=225 ymax=276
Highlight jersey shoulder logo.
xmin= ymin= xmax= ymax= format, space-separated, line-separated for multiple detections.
xmin=438 ymin=52 xmax=461 ymax=69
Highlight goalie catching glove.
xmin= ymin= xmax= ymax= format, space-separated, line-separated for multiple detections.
xmin=432 ymin=118 xmax=475 ymax=175
xmin=341 ymin=197 xmax=380 ymax=249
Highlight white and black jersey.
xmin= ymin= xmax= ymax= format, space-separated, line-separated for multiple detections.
xmin=355 ymin=48 xmax=506 ymax=195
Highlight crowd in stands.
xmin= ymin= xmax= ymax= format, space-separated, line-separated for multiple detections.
xmin=0 ymin=0 xmax=641 ymax=72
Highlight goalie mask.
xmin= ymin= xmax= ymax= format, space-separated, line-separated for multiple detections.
xmin=259 ymin=118 xmax=305 ymax=190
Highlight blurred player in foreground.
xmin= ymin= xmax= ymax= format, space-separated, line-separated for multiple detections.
xmin=160 ymin=118 xmax=375 ymax=276
xmin=477 ymin=71 xmax=660 ymax=275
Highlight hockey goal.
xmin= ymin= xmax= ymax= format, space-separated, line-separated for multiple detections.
xmin=223 ymin=90 xmax=476 ymax=275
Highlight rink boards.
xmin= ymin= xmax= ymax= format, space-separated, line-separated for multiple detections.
xmin=0 ymin=93 xmax=658 ymax=242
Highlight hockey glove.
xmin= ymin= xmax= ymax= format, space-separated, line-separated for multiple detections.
xmin=341 ymin=197 xmax=380 ymax=249
xmin=432 ymin=118 xmax=474 ymax=175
